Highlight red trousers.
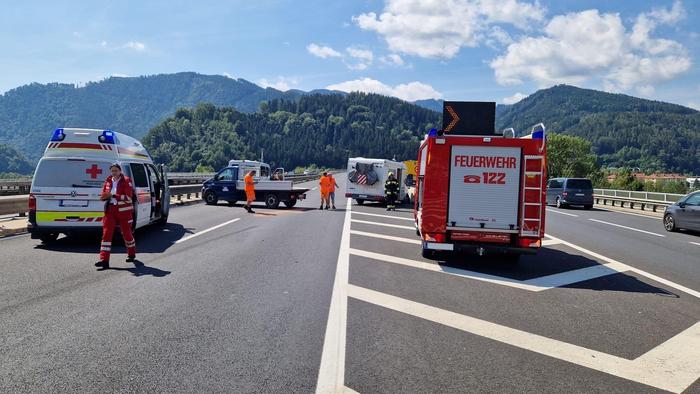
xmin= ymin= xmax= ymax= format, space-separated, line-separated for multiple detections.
xmin=99 ymin=204 xmax=136 ymax=262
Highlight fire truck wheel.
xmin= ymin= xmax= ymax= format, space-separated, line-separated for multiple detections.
xmin=39 ymin=232 xmax=59 ymax=244
xmin=356 ymin=199 xmax=365 ymax=205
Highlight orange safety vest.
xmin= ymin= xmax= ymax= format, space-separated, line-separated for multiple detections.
xmin=319 ymin=176 xmax=331 ymax=194
xmin=244 ymin=173 xmax=255 ymax=192
xmin=328 ymin=176 xmax=337 ymax=192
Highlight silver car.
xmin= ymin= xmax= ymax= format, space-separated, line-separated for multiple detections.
xmin=664 ymin=191 xmax=700 ymax=232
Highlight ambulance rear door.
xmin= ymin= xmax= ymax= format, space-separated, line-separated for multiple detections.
xmin=448 ymin=145 xmax=521 ymax=231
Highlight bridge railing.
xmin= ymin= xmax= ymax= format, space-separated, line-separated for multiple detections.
xmin=593 ymin=188 xmax=684 ymax=213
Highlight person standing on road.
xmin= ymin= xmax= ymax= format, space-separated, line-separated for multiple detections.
xmin=319 ymin=172 xmax=331 ymax=210
xmin=328 ymin=173 xmax=339 ymax=210
xmin=384 ymin=172 xmax=400 ymax=211
xmin=95 ymin=163 xmax=136 ymax=269
xmin=244 ymin=170 xmax=256 ymax=213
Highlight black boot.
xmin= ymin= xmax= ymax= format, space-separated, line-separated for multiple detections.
xmin=126 ymin=255 xmax=136 ymax=263
xmin=94 ymin=260 xmax=109 ymax=268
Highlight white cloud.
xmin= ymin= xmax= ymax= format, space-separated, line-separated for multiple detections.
xmin=326 ymin=77 xmax=442 ymax=101
xmin=345 ymin=47 xmax=374 ymax=70
xmin=307 ymin=43 xmax=342 ymax=58
xmin=100 ymin=40 xmax=108 ymax=47
xmin=502 ymin=92 xmax=527 ymax=104
xmin=380 ymin=53 xmax=405 ymax=66
xmin=489 ymin=6 xmax=691 ymax=93
xmin=258 ymin=76 xmax=299 ymax=91
xmin=687 ymin=101 xmax=700 ymax=111
xmin=353 ymin=0 xmax=545 ymax=59
xmin=648 ymin=0 xmax=685 ymax=24
xmin=122 ymin=41 xmax=146 ymax=51
xmin=222 ymin=72 xmax=234 ymax=79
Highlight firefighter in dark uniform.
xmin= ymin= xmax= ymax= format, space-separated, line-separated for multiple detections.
xmin=384 ymin=172 xmax=400 ymax=211
xmin=95 ymin=163 xmax=136 ymax=268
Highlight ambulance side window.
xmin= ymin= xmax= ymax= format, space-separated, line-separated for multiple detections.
xmin=130 ymin=163 xmax=148 ymax=188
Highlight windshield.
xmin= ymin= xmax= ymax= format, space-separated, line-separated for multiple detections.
xmin=33 ymin=158 xmax=111 ymax=188
xmin=566 ymin=179 xmax=592 ymax=189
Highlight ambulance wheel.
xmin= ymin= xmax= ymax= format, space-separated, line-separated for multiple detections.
xmin=264 ymin=193 xmax=280 ymax=209
xmin=356 ymin=199 xmax=365 ymax=205
xmin=284 ymin=200 xmax=297 ymax=208
xmin=157 ymin=215 xmax=168 ymax=226
xmin=204 ymin=191 xmax=218 ymax=205
xmin=39 ymin=232 xmax=59 ymax=244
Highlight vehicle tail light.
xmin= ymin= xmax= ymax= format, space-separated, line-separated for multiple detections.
xmin=28 ymin=193 xmax=36 ymax=211
xmin=424 ymin=232 xmax=446 ymax=243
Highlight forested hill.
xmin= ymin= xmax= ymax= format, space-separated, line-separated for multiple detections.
xmin=496 ymin=85 xmax=700 ymax=173
xmin=142 ymin=92 xmax=441 ymax=171
xmin=0 ymin=143 xmax=33 ymax=175
xmin=0 ymin=72 xmax=312 ymax=162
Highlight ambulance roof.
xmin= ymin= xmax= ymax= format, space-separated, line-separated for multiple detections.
xmin=42 ymin=128 xmax=152 ymax=163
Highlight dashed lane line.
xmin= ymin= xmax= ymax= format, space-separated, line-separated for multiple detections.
xmin=174 ymin=218 xmax=241 ymax=244
xmin=546 ymin=209 xmax=579 ymax=217
xmin=588 ymin=218 xmax=665 ymax=238
xmin=348 ymin=285 xmax=700 ymax=394
xmin=690 ymin=241 xmax=700 ymax=247
xmin=350 ymin=230 xmax=422 ymax=245
xmin=351 ymin=219 xmax=414 ymax=230
xmin=351 ymin=211 xmax=415 ymax=221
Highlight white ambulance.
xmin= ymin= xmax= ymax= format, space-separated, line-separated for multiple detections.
xmin=345 ymin=157 xmax=408 ymax=205
xmin=28 ymin=128 xmax=170 ymax=243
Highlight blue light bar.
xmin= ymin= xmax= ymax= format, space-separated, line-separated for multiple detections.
xmin=428 ymin=128 xmax=438 ymax=137
xmin=50 ymin=128 xmax=65 ymax=141
xmin=99 ymin=129 xmax=115 ymax=144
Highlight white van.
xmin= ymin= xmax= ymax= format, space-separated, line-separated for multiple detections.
xmin=345 ymin=157 xmax=408 ymax=205
xmin=28 ymin=128 xmax=170 ymax=243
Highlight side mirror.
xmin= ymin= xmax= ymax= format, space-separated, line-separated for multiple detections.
xmin=213 ymin=174 xmax=219 ymax=181
xmin=678 ymin=202 xmax=686 ymax=208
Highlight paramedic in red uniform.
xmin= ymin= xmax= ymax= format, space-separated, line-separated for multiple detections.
xmin=95 ymin=164 xmax=136 ymax=268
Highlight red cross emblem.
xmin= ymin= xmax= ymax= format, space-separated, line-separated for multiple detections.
xmin=86 ymin=164 xmax=103 ymax=179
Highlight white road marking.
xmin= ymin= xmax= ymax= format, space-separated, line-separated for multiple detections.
xmin=174 ymin=218 xmax=240 ymax=244
xmin=343 ymin=386 xmax=360 ymax=394
xmin=316 ymin=199 xmax=352 ymax=394
xmin=351 ymin=219 xmax=414 ymax=230
xmin=350 ymin=230 xmax=422 ymax=245
xmin=541 ymin=239 xmax=563 ymax=246
xmin=545 ymin=233 xmax=700 ymax=299
xmin=0 ymin=233 xmax=30 ymax=241
xmin=312 ymin=187 xmax=318 ymax=191
xmin=350 ymin=248 xmax=627 ymax=292
xmin=352 ymin=211 xmax=414 ymax=222
xmin=348 ymin=285 xmax=700 ymax=393
xmin=588 ymin=218 xmax=665 ymax=238
xmin=690 ymin=241 xmax=700 ymax=247
xmin=546 ymin=209 xmax=579 ymax=217
xmin=596 ymin=207 xmax=663 ymax=220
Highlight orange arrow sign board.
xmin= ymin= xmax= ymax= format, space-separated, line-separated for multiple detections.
xmin=445 ymin=105 xmax=460 ymax=132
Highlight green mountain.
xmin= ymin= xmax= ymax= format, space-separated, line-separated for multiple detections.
xmin=0 ymin=143 xmax=33 ymax=175
xmin=142 ymin=93 xmax=441 ymax=171
xmin=496 ymin=85 xmax=700 ymax=174
xmin=0 ymin=72 xmax=315 ymax=162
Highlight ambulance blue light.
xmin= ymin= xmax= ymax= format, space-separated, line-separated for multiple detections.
xmin=99 ymin=130 xmax=115 ymax=144
xmin=50 ymin=128 xmax=65 ymax=141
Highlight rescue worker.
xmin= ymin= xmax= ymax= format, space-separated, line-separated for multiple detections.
xmin=384 ymin=172 xmax=400 ymax=211
xmin=243 ymin=170 xmax=256 ymax=213
xmin=328 ymin=173 xmax=339 ymax=210
xmin=95 ymin=163 xmax=136 ymax=268
xmin=319 ymin=172 xmax=331 ymax=210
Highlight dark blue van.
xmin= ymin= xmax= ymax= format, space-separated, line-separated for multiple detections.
xmin=546 ymin=178 xmax=594 ymax=209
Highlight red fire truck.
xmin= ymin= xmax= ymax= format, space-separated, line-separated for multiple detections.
xmin=414 ymin=101 xmax=547 ymax=262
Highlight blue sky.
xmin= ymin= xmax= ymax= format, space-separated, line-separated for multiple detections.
xmin=1 ymin=0 xmax=698 ymax=108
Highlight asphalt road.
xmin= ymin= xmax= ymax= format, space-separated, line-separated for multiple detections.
xmin=1 ymin=174 xmax=698 ymax=393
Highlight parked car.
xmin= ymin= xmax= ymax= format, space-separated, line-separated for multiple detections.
xmin=664 ymin=191 xmax=700 ymax=232
xmin=546 ymin=178 xmax=594 ymax=209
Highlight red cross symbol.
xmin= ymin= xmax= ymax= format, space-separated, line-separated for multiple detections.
xmin=85 ymin=164 xmax=103 ymax=179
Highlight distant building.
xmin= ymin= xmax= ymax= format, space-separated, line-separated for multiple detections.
xmin=607 ymin=172 xmax=689 ymax=185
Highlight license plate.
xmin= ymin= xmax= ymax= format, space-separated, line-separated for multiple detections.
xmin=60 ymin=200 xmax=88 ymax=207
xmin=575 ymin=193 xmax=584 ymax=196
xmin=359 ymin=194 xmax=368 ymax=198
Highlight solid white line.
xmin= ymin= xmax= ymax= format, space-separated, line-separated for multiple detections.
xmin=312 ymin=187 xmax=318 ymax=191
xmin=690 ymin=241 xmax=700 ymax=247
xmin=348 ymin=285 xmax=700 ymax=393
xmin=588 ymin=218 xmax=665 ymax=237
xmin=350 ymin=230 xmax=422 ymax=245
xmin=595 ymin=207 xmax=662 ymax=220
xmin=541 ymin=239 xmax=562 ymax=246
xmin=352 ymin=211 xmax=414 ymax=221
xmin=545 ymin=233 xmax=700 ymax=299
xmin=351 ymin=219 xmax=414 ymax=230
xmin=546 ymin=209 xmax=579 ymax=217
xmin=174 ymin=218 xmax=240 ymax=244
xmin=316 ymin=199 xmax=352 ymax=394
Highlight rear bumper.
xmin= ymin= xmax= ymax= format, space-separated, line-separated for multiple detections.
xmin=423 ymin=241 xmax=538 ymax=255
xmin=345 ymin=193 xmax=385 ymax=202
xmin=561 ymin=198 xmax=593 ymax=205
xmin=28 ymin=223 xmax=101 ymax=238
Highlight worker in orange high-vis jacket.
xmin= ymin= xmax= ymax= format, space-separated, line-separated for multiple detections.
xmin=243 ymin=170 xmax=256 ymax=213
xmin=319 ymin=172 xmax=331 ymax=210
xmin=328 ymin=173 xmax=339 ymax=210
xmin=95 ymin=163 xmax=136 ymax=268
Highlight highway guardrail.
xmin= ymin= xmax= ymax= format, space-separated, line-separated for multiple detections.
xmin=593 ymin=189 xmax=684 ymax=213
